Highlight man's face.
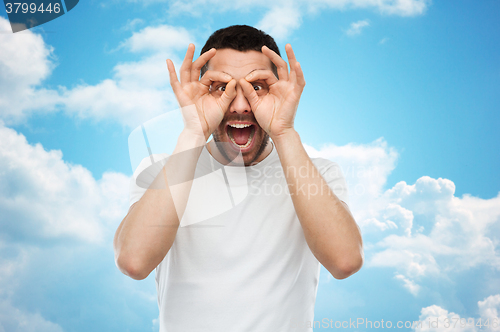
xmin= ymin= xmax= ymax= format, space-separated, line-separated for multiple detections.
xmin=207 ymin=49 xmax=273 ymax=166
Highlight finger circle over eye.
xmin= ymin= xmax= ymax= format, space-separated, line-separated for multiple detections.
xmin=200 ymin=70 xmax=233 ymax=87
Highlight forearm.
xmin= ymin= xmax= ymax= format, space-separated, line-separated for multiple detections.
xmin=273 ymin=129 xmax=363 ymax=279
xmin=113 ymin=130 xmax=205 ymax=280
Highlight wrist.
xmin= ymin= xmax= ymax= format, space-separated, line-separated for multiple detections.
xmin=270 ymin=128 xmax=299 ymax=147
xmin=176 ymin=129 xmax=207 ymax=152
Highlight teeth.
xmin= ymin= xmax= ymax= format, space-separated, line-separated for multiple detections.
xmin=229 ymin=123 xmax=252 ymax=128
xmin=230 ymin=136 xmax=252 ymax=148
xmin=228 ymin=126 xmax=255 ymax=149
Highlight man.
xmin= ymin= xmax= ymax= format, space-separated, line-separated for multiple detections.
xmin=114 ymin=25 xmax=363 ymax=331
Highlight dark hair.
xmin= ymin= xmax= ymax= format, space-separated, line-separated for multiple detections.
xmin=200 ymin=25 xmax=280 ymax=78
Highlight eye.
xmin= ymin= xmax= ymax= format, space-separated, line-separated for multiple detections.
xmin=253 ymin=84 xmax=262 ymax=91
xmin=211 ymin=84 xmax=226 ymax=93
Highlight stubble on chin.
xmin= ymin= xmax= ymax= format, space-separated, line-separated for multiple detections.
xmin=212 ymin=128 xmax=270 ymax=166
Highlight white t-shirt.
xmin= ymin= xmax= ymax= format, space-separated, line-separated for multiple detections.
xmin=129 ymin=145 xmax=349 ymax=332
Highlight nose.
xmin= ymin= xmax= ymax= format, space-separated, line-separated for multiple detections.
xmin=229 ymin=85 xmax=251 ymax=114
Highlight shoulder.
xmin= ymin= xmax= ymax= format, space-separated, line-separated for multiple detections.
xmin=129 ymin=153 xmax=170 ymax=207
xmin=311 ymin=157 xmax=350 ymax=205
xmin=133 ymin=153 xmax=170 ymax=177
xmin=132 ymin=153 xmax=170 ymax=188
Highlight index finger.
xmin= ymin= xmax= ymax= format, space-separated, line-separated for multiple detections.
xmin=285 ymin=44 xmax=297 ymax=73
xmin=166 ymin=59 xmax=191 ymax=107
xmin=262 ymin=45 xmax=289 ymax=81
xmin=191 ymin=48 xmax=217 ymax=82
xmin=179 ymin=44 xmax=195 ymax=85
xmin=285 ymin=44 xmax=305 ymax=86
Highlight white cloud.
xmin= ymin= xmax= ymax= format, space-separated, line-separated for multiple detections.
xmin=376 ymin=0 xmax=430 ymax=16
xmin=308 ymin=0 xmax=430 ymax=16
xmin=0 ymin=17 xmax=60 ymax=124
xmin=0 ymin=20 xmax=189 ymax=128
xmin=122 ymin=25 xmax=191 ymax=53
xmin=379 ymin=37 xmax=389 ymax=44
xmin=0 ymin=122 xmax=129 ymax=244
xmin=395 ymin=273 xmax=420 ymax=295
xmin=166 ymin=0 xmax=429 ymax=40
xmin=415 ymin=294 xmax=500 ymax=332
xmin=362 ymin=217 xmax=398 ymax=232
xmin=305 ymin=139 xmax=500 ymax=295
xmin=416 ymin=304 xmax=476 ymax=332
xmin=0 ymin=123 xmax=135 ymax=329
xmin=166 ymin=0 xmax=430 ymax=17
xmin=304 ymin=137 xmax=399 ymax=219
xmin=0 ymin=299 xmax=64 ymax=332
xmin=384 ymin=203 xmax=414 ymax=236
xmin=61 ymin=24 xmax=192 ymax=127
xmin=478 ymin=295 xmax=500 ymax=331
xmin=121 ymin=18 xmax=145 ymax=31
xmin=257 ymin=6 xmax=302 ymax=40
xmin=61 ymin=74 xmax=176 ymax=128
xmin=306 ymin=140 xmax=500 ymax=294
xmin=367 ymin=177 xmax=500 ymax=293
xmin=345 ymin=20 xmax=370 ymax=36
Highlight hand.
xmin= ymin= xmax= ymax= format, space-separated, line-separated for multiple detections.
xmin=167 ymin=44 xmax=236 ymax=140
xmin=240 ymin=44 xmax=305 ymax=140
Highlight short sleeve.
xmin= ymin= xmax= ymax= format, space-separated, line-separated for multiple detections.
xmin=311 ymin=158 xmax=349 ymax=206
xmin=129 ymin=176 xmax=146 ymax=208
xmin=129 ymin=153 xmax=170 ymax=207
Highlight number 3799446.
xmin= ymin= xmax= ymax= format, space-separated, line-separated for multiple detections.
xmin=5 ymin=2 xmax=61 ymax=14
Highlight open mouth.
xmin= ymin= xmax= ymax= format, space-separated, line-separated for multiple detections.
xmin=226 ymin=123 xmax=256 ymax=149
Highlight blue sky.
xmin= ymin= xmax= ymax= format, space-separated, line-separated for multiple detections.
xmin=1 ymin=0 xmax=499 ymax=331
